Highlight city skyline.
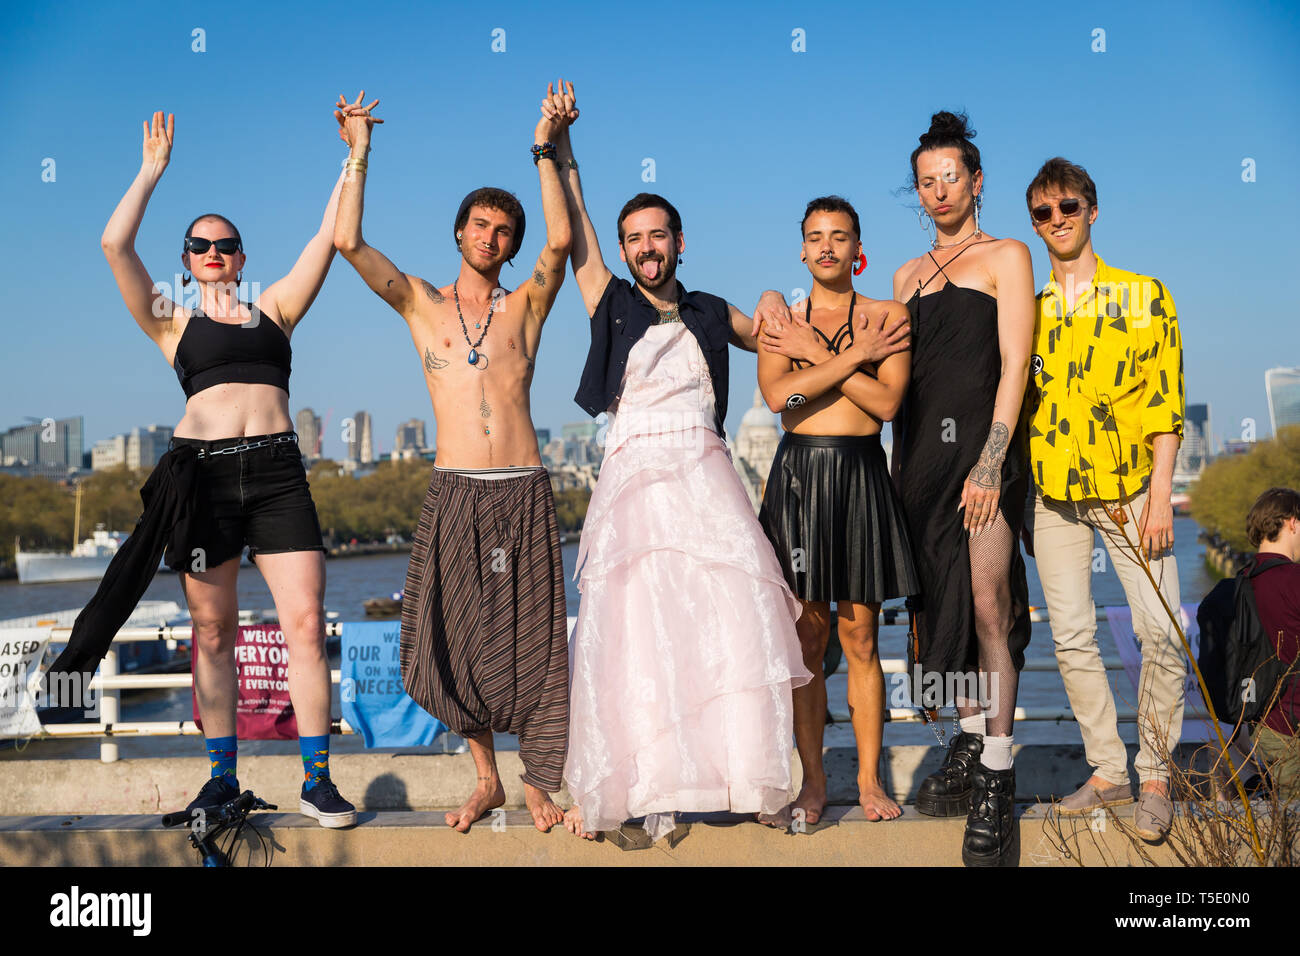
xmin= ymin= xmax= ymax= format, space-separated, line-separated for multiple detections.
xmin=3 ymin=2 xmax=1296 ymax=462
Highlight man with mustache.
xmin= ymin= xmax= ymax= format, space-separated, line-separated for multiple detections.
xmin=754 ymin=197 xmax=917 ymax=825
xmin=333 ymin=91 xmax=573 ymax=833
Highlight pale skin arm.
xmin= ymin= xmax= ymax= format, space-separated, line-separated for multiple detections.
xmin=101 ymin=111 xmax=181 ymax=348
xmin=1139 ymin=433 xmax=1179 ymax=558
xmin=520 ymin=102 xmax=572 ymax=337
xmin=331 ymin=92 xmax=421 ymax=320
xmin=543 ymin=81 xmax=611 ymax=318
xmin=950 ymin=241 xmax=1035 ymax=535
xmin=727 ymin=304 xmax=759 ymax=352
xmin=260 ymin=169 xmax=346 ymax=331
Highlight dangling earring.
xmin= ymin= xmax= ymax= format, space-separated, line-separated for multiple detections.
xmin=853 ymin=253 xmax=867 ymax=276
xmin=974 ymin=193 xmax=983 ymax=237
xmin=918 ymin=207 xmax=933 ymax=232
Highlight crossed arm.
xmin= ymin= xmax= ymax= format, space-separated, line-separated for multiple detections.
xmin=756 ymin=303 xmax=911 ymax=418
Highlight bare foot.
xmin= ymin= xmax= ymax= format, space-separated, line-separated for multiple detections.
xmin=757 ymin=805 xmax=792 ymax=828
xmin=791 ymin=778 xmax=827 ymax=826
xmin=859 ymin=779 xmax=901 ymax=822
xmin=523 ymin=783 xmax=564 ymax=833
xmin=563 ymin=805 xmax=596 ymax=840
xmin=444 ymin=777 xmax=506 ymax=832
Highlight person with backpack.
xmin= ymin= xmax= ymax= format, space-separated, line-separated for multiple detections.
xmin=1240 ymin=488 xmax=1300 ymax=800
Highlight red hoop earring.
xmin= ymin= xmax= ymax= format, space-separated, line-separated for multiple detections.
xmin=853 ymin=253 xmax=867 ymax=276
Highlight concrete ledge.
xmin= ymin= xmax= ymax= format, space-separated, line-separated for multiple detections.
xmin=0 ymin=805 xmax=1184 ymax=867
xmin=0 ymin=743 xmax=1202 ymax=816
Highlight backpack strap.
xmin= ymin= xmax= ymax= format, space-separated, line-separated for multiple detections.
xmin=1246 ymin=554 xmax=1294 ymax=578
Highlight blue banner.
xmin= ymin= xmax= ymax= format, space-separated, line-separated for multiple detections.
xmin=340 ymin=621 xmax=448 ymax=748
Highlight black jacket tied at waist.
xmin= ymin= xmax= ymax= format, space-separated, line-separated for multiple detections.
xmin=573 ymin=276 xmax=732 ymax=436
xmin=45 ymin=444 xmax=203 ymax=700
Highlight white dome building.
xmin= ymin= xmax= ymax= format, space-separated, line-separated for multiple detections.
xmin=732 ymin=387 xmax=782 ymax=509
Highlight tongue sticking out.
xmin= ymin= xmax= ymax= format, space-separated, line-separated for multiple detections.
xmin=641 ymin=258 xmax=660 ymax=281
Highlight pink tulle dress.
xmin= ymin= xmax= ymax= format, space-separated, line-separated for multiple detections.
xmin=565 ymin=320 xmax=812 ymax=840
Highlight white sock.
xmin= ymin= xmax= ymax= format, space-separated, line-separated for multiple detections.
xmin=959 ymin=714 xmax=987 ymax=736
xmin=982 ymin=734 xmax=1014 ymax=771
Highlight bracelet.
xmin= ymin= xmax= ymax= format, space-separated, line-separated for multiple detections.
xmin=531 ymin=141 xmax=557 ymax=164
xmin=345 ymin=157 xmax=368 ymax=173
xmin=561 ymin=157 xmax=578 ymax=170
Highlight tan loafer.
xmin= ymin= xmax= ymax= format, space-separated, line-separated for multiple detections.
xmin=1055 ymin=779 xmax=1134 ymax=816
xmin=1133 ymin=789 xmax=1174 ymax=843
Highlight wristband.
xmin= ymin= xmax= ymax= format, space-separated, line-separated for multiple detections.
xmin=531 ymin=141 xmax=558 ymax=164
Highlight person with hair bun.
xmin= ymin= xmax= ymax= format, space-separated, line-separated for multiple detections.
xmin=891 ymin=111 xmax=1035 ymax=867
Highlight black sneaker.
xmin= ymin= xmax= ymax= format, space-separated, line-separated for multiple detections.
xmin=300 ymin=777 xmax=357 ymax=828
xmin=185 ymin=776 xmax=239 ymax=817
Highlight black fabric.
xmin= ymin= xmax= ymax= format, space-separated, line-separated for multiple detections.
xmin=169 ymin=432 xmax=324 ymax=564
xmin=44 ymin=445 xmax=205 ymax=701
xmin=573 ymin=275 xmax=731 ymax=435
xmin=759 ymin=432 xmax=918 ymax=604
xmin=1195 ymin=554 xmax=1295 ymax=727
xmin=893 ymin=283 xmax=1032 ymax=691
xmin=173 ymin=304 xmax=292 ymax=399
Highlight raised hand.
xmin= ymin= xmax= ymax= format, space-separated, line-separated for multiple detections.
xmin=141 ymin=111 xmax=174 ymax=167
xmin=334 ymin=90 xmax=383 ymax=148
xmin=541 ymin=79 xmax=579 ymax=134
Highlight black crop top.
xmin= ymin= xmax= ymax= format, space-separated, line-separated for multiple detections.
xmin=173 ymin=304 xmax=292 ymax=399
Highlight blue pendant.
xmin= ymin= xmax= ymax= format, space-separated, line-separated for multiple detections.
xmin=468 ymin=348 xmax=478 ymax=364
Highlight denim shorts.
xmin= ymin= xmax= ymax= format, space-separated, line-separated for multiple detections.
xmin=167 ymin=430 xmax=325 ymax=569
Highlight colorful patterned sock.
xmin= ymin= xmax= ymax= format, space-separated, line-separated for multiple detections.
xmin=300 ymin=734 xmax=331 ymax=790
xmin=206 ymin=735 xmax=238 ymax=784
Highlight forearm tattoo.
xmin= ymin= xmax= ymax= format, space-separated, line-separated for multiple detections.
xmin=533 ymin=269 xmax=546 ymax=287
xmin=421 ymin=279 xmax=445 ymax=303
xmin=786 ymin=393 xmax=807 ymax=409
xmin=424 ymin=346 xmax=448 ymax=372
xmin=968 ymin=422 xmax=1009 ymax=489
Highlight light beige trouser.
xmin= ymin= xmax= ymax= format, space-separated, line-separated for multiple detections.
xmin=1031 ymin=485 xmax=1186 ymax=784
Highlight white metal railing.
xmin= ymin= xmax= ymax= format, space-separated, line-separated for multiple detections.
xmin=6 ymin=605 xmax=1204 ymax=763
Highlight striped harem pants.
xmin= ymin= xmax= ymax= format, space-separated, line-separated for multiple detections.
xmin=399 ymin=465 xmax=569 ymax=791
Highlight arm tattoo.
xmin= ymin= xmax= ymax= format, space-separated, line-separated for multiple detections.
xmin=785 ymin=393 xmax=807 ymax=410
xmin=523 ymin=346 xmax=535 ymax=371
xmin=968 ymin=422 xmax=1010 ymax=489
xmin=479 ymin=386 xmax=492 ymax=419
xmin=424 ymin=347 xmax=448 ymax=372
xmin=532 ymin=269 xmax=546 ymax=288
xmin=421 ymin=279 xmax=444 ymax=303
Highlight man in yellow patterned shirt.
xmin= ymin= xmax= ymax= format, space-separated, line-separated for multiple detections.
xmin=1024 ymin=157 xmax=1185 ymax=843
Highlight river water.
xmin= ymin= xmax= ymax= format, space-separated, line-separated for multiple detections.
xmin=0 ymin=517 xmax=1219 ymax=756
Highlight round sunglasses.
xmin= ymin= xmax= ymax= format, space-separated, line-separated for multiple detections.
xmin=1030 ymin=198 xmax=1083 ymax=223
xmin=183 ymin=236 xmax=243 ymax=255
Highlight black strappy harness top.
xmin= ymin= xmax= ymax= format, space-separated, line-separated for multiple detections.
xmin=172 ymin=303 xmax=292 ymax=399
xmin=793 ymin=292 xmax=856 ymax=368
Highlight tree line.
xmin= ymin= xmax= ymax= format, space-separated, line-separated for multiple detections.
xmin=0 ymin=459 xmax=591 ymax=570
xmin=1190 ymin=424 xmax=1300 ymax=553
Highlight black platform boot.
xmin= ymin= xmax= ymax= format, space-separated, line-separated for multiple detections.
xmin=916 ymin=732 xmax=983 ymax=817
xmin=962 ymin=763 xmax=1017 ymax=867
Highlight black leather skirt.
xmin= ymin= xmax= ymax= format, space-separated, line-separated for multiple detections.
xmin=759 ymin=433 xmax=919 ymax=604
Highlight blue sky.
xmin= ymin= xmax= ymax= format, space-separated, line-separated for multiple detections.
xmin=2 ymin=0 xmax=1296 ymax=459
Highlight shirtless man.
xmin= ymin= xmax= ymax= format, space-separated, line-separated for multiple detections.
xmin=754 ymin=197 xmax=916 ymax=823
xmin=333 ymin=91 xmax=572 ymax=833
